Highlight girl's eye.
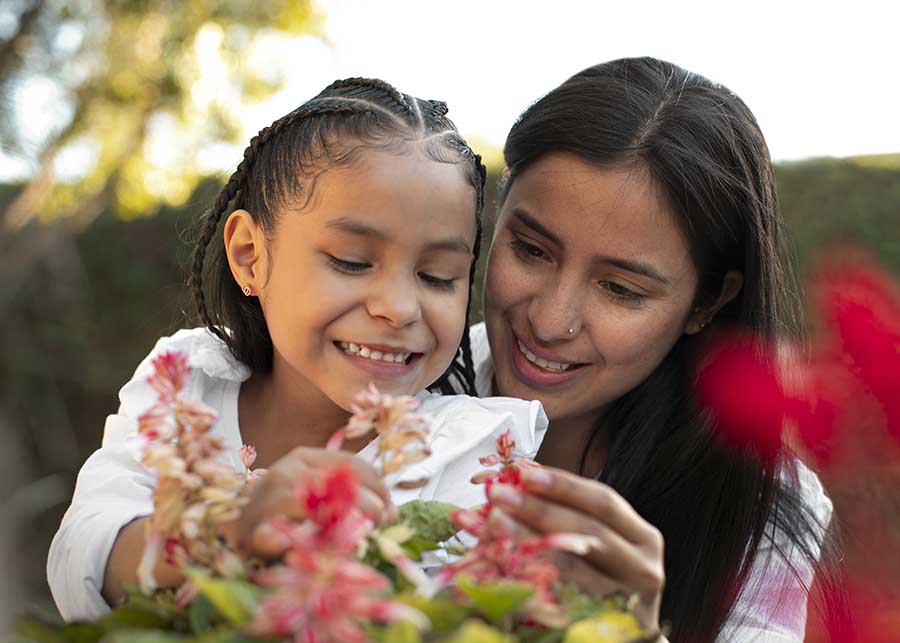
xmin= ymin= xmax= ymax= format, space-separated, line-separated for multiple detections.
xmin=601 ymin=281 xmax=645 ymax=305
xmin=326 ymin=255 xmax=370 ymax=273
xmin=510 ymin=237 xmax=547 ymax=261
xmin=419 ymin=272 xmax=457 ymax=292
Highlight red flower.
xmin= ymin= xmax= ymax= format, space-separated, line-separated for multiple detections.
xmin=694 ymin=333 xmax=786 ymax=461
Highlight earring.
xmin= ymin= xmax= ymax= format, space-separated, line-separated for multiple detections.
xmin=241 ymin=284 xmax=252 ymax=296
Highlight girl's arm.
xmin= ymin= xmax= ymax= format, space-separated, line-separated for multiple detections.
xmin=102 ymin=516 xmax=184 ymax=607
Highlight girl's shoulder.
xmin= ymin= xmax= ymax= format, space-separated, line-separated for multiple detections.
xmin=117 ymin=327 xmax=250 ymax=420
xmin=380 ymin=391 xmax=548 ymax=508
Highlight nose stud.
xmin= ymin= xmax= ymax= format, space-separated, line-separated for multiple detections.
xmin=567 ymin=328 xmax=574 ymax=335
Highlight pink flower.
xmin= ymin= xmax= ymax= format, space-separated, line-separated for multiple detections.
xmin=327 ymin=384 xmax=432 ymax=479
xmin=248 ymin=466 xmax=428 ymax=642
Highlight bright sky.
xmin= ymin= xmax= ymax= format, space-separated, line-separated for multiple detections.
xmin=257 ymin=0 xmax=900 ymax=162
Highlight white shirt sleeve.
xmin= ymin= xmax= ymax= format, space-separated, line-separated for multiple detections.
xmin=716 ymin=461 xmax=833 ymax=642
xmin=46 ymin=414 xmax=155 ymax=621
xmin=47 ymin=328 xmax=248 ymax=622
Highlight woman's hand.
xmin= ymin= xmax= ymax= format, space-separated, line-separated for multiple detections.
xmin=233 ymin=446 xmax=395 ymax=558
xmin=486 ymin=466 xmax=665 ymax=632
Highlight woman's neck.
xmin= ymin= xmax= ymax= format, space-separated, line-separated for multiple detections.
xmin=536 ymin=411 xmax=608 ymax=478
xmin=238 ymin=368 xmax=364 ymax=469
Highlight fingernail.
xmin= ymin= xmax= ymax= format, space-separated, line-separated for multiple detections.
xmin=490 ymin=484 xmax=523 ymax=507
xmin=523 ymin=467 xmax=553 ymax=487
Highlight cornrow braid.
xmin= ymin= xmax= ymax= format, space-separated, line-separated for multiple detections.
xmin=191 ymin=77 xmax=487 ymax=394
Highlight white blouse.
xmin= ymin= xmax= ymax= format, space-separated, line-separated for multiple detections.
xmin=47 ymin=328 xmax=548 ymax=622
xmin=467 ymin=321 xmax=832 ymax=643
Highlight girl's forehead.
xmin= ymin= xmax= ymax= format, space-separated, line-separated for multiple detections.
xmin=282 ymin=149 xmax=477 ymax=248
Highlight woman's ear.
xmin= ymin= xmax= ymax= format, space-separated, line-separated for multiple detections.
xmin=685 ymin=270 xmax=744 ymax=334
xmin=223 ymin=210 xmax=267 ymax=296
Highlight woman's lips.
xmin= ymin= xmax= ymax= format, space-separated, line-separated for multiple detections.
xmin=509 ymin=334 xmax=587 ymax=388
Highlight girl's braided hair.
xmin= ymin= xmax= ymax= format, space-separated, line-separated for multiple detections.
xmin=189 ymin=78 xmax=486 ymax=396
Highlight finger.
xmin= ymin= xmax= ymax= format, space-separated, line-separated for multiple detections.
xmin=249 ymin=521 xmax=292 ymax=559
xmin=293 ymin=448 xmax=393 ymax=509
xmin=554 ymin=551 xmax=619 ymax=598
xmin=490 ymin=483 xmax=655 ymax=588
xmin=484 ymin=507 xmax=535 ymax=541
xmin=520 ymin=467 xmax=656 ymax=545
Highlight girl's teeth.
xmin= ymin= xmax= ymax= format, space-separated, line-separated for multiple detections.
xmin=517 ymin=339 xmax=574 ymax=372
xmin=339 ymin=342 xmax=410 ymax=364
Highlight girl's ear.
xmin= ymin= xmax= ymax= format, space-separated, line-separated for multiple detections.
xmin=223 ymin=210 xmax=267 ymax=295
xmin=684 ymin=270 xmax=744 ymax=334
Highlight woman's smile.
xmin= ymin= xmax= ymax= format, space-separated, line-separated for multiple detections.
xmin=510 ymin=332 xmax=589 ymax=388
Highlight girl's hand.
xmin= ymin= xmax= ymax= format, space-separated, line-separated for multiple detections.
xmin=233 ymin=447 xmax=395 ymax=558
xmin=486 ymin=467 xmax=665 ymax=632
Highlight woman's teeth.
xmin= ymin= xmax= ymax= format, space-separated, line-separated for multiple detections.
xmin=517 ymin=339 xmax=575 ymax=372
xmin=339 ymin=341 xmax=411 ymax=364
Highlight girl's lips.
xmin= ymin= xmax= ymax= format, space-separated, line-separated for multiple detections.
xmin=509 ymin=334 xmax=587 ymax=388
xmin=334 ymin=341 xmax=422 ymax=380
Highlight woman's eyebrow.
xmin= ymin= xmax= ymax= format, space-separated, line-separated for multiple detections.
xmin=597 ymin=256 xmax=672 ymax=286
xmin=511 ymin=210 xmax=671 ymax=285
xmin=512 ymin=208 xmax=562 ymax=247
xmin=325 ymin=217 xmax=472 ymax=254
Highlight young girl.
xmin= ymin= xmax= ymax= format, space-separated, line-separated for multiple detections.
xmin=47 ymin=78 xmax=547 ymax=622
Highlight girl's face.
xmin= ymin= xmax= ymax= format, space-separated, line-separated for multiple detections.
xmin=250 ymin=148 xmax=476 ymax=411
xmin=484 ymin=152 xmax=703 ymax=425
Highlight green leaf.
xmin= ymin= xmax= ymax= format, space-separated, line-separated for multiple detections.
xmin=187 ymin=570 xmax=263 ymax=627
xmin=98 ymin=607 xmax=170 ymax=630
xmin=14 ymin=618 xmax=69 ymax=643
xmin=396 ymin=594 xmax=470 ymax=635
xmin=562 ymin=613 xmax=647 ymax=643
xmin=456 ymin=575 xmax=534 ymax=626
xmin=187 ymin=595 xmax=219 ymax=633
xmin=399 ymin=535 xmax=440 ymax=561
xmin=100 ymin=630 xmax=188 ymax=643
xmin=60 ymin=623 xmax=107 ymax=643
xmin=440 ymin=619 xmax=515 ymax=643
xmin=397 ymin=500 xmax=460 ymax=543
xmin=382 ymin=619 xmax=422 ymax=643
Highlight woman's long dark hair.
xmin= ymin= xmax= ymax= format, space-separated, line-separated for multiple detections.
xmin=502 ymin=58 xmax=837 ymax=642
xmin=190 ymin=78 xmax=486 ymax=396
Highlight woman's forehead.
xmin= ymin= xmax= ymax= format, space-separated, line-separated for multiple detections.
xmin=505 ymin=153 xmax=691 ymax=266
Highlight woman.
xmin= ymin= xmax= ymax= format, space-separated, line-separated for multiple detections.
xmin=470 ymin=57 xmax=834 ymax=642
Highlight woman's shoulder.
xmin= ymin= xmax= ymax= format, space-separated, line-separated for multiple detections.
xmin=779 ymin=456 xmax=832 ymax=529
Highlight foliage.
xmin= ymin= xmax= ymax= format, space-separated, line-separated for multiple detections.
xmin=0 ymin=0 xmax=321 ymax=228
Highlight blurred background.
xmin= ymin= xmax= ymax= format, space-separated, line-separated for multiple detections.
xmin=1 ymin=0 xmax=898 ymax=638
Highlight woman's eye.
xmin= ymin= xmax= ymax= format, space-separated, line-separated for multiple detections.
xmin=326 ymin=255 xmax=370 ymax=273
xmin=510 ymin=238 xmax=547 ymax=261
xmin=419 ymin=272 xmax=457 ymax=292
xmin=601 ymin=281 xmax=645 ymax=304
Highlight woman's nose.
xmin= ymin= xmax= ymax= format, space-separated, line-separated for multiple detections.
xmin=366 ymin=277 xmax=422 ymax=328
xmin=527 ymin=274 xmax=584 ymax=342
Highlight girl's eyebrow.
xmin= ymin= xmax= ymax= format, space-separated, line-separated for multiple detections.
xmin=511 ymin=208 xmax=671 ymax=286
xmin=325 ymin=217 xmax=472 ymax=254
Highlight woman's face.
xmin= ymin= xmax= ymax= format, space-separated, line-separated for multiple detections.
xmin=483 ymin=152 xmax=703 ymax=425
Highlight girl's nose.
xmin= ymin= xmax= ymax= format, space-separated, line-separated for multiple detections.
xmin=366 ymin=278 xmax=422 ymax=328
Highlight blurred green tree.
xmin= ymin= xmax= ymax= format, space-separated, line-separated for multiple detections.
xmin=1 ymin=0 xmax=321 ymax=229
